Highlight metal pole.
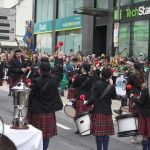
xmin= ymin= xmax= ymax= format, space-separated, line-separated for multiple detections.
xmin=116 ymin=0 xmax=121 ymax=55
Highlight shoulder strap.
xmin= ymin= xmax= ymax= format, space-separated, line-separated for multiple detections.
xmin=77 ymin=77 xmax=89 ymax=92
xmin=94 ymin=84 xmax=112 ymax=105
xmin=40 ymin=78 xmax=51 ymax=93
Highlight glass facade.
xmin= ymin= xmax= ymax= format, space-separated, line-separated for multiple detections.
xmin=119 ymin=23 xmax=130 ymax=57
xmin=36 ymin=33 xmax=52 ymax=53
xmin=134 ymin=0 xmax=148 ymax=3
xmin=118 ymin=20 xmax=149 ymax=59
xmin=96 ymin=0 xmax=108 ymax=9
xmin=131 ymin=20 xmax=149 ymax=60
xmin=57 ymin=29 xmax=82 ymax=54
xmin=36 ymin=0 xmax=53 ymax=23
xmin=58 ymin=0 xmax=83 ymax=18
xmin=115 ymin=0 xmax=131 ymax=7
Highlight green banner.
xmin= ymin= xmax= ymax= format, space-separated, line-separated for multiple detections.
xmin=34 ymin=20 xmax=52 ymax=34
xmin=114 ymin=10 xmax=122 ymax=20
xmin=56 ymin=15 xmax=82 ymax=31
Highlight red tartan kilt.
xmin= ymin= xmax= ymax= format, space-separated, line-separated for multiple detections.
xmin=27 ymin=111 xmax=57 ymax=138
xmin=75 ymin=100 xmax=93 ymax=116
xmin=9 ymin=76 xmax=26 ymax=87
xmin=91 ymin=113 xmax=114 ymax=136
xmin=0 ymin=79 xmax=3 ymax=86
xmin=129 ymin=94 xmax=140 ymax=114
xmin=7 ymin=76 xmax=10 ymax=85
xmin=67 ymin=88 xmax=76 ymax=99
xmin=138 ymin=115 xmax=150 ymax=137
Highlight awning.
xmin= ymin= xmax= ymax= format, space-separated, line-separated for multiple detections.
xmin=73 ymin=7 xmax=108 ymax=17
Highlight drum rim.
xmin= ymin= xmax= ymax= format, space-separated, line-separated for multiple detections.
xmin=115 ymin=113 xmax=139 ymax=120
xmin=74 ymin=111 xmax=89 ymax=120
xmin=64 ymin=105 xmax=76 ymax=118
xmin=117 ymin=130 xmax=138 ymax=137
xmin=80 ymin=129 xmax=91 ymax=136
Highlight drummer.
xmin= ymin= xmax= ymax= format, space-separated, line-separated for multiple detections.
xmin=130 ymin=83 xmax=150 ymax=150
xmin=85 ymin=68 xmax=116 ymax=150
xmin=71 ymin=63 xmax=98 ymax=134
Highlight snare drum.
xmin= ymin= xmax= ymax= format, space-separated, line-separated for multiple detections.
xmin=74 ymin=112 xmax=91 ymax=136
xmin=115 ymin=114 xmax=139 ymax=137
xmin=64 ymin=100 xmax=76 ymax=118
xmin=14 ymin=105 xmax=28 ymax=117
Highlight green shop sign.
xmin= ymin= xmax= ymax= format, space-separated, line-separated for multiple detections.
xmin=114 ymin=2 xmax=150 ymax=21
xmin=34 ymin=20 xmax=52 ymax=34
xmin=55 ymin=15 xmax=82 ymax=31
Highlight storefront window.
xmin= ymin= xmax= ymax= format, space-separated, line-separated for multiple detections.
xmin=119 ymin=23 xmax=130 ymax=57
xmin=131 ymin=20 xmax=149 ymax=60
xmin=36 ymin=0 xmax=53 ymax=23
xmin=36 ymin=33 xmax=52 ymax=53
xmin=96 ymin=0 xmax=108 ymax=9
xmin=36 ymin=0 xmax=42 ymax=22
xmin=134 ymin=0 xmax=148 ymax=3
xmin=58 ymin=0 xmax=83 ymax=18
xmin=57 ymin=29 xmax=82 ymax=54
xmin=42 ymin=0 xmax=48 ymax=22
xmin=115 ymin=0 xmax=131 ymax=7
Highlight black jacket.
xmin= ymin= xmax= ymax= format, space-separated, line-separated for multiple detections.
xmin=72 ymin=72 xmax=98 ymax=100
xmin=28 ymin=58 xmax=63 ymax=113
xmin=9 ymin=58 xmax=25 ymax=81
xmin=66 ymin=65 xmax=82 ymax=87
xmin=131 ymin=88 xmax=150 ymax=118
xmin=86 ymin=78 xmax=117 ymax=115
xmin=0 ymin=61 xmax=4 ymax=79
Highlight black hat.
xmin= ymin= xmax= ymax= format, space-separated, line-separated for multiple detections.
xmin=82 ymin=63 xmax=91 ymax=72
xmin=41 ymin=57 xmax=49 ymax=62
xmin=40 ymin=62 xmax=51 ymax=74
xmin=72 ymin=58 xmax=78 ymax=62
xmin=101 ymin=67 xmax=111 ymax=79
xmin=15 ymin=49 xmax=22 ymax=53
xmin=134 ymin=62 xmax=142 ymax=70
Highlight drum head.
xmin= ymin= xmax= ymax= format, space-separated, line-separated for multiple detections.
xmin=74 ymin=112 xmax=89 ymax=120
xmin=64 ymin=105 xmax=76 ymax=118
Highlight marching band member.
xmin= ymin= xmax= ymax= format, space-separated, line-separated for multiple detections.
xmin=130 ymin=84 xmax=150 ymax=150
xmin=85 ymin=68 xmax=116 ymax=150
xmin=114 ymin=60 xmax=134 ymax=115
xmin=71 ymin=63 xmax=98 ymax=134
xmin=27 ymin=51 xmax=63 ymax=150
xmin=127 ymin=62 xmax=144 ymax=143
xmin=9 ymin=49 xmax=27 ymax=88
xmin=67 ymin=58 xmax=82 ymax=99
xmin=0 ymin=59 xmax=4 ymax=86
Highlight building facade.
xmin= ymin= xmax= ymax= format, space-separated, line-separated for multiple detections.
xmin=0 ymin=0 xmax=32 ymax=51
xmin=33 ymin=0 xmax=150 ymax=60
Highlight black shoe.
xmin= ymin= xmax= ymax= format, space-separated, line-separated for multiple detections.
xmin=75 ymin=130 xmax=79 ymax=134
xmin=113 ymin=109 xmax=122 ymax=115
xmin=8 ymin=93 xmax=11 ymax=96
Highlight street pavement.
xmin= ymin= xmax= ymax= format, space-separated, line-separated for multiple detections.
xmin=0 ymin=83 xmax=142 ymax=150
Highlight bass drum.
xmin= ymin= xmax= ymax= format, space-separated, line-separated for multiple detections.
xmin=74 ymin=112 xmax=91 ymax=136
xmin=64 ymin=99 xmax=76 ymax=118
xmin=115 ymin=75 xmax=126 ymax=96
xmin=115 ymin=114 xmax=139 ymax=137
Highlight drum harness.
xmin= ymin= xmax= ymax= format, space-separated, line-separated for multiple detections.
xmin=90 ymin=83 xmax=112 ymax=113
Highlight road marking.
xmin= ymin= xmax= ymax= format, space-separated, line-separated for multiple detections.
xmin=57 ymin=123 xmax=71 ymax=130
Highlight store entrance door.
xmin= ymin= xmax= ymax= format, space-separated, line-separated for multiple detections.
xmin=93 ymin=25 xmax=107 ymax=56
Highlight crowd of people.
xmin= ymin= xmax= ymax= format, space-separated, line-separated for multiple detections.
xmin=0 ymin=48 xmax=150 ymax=150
